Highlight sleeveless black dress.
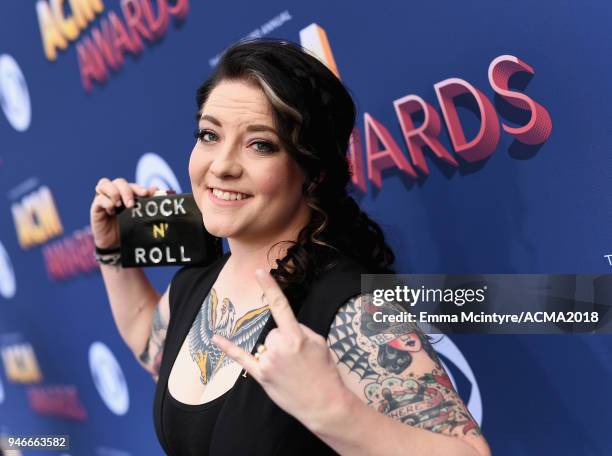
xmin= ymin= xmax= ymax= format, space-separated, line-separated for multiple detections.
xmin=153 ymin=252 xmax=370 ymax=455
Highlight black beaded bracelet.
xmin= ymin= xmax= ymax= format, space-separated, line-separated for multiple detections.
xmin=95 ymin=245 xmax=120 ymax=255
xmin=94 ymin=245 xmax=121 ymax=266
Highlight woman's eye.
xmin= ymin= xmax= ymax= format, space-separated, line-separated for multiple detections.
xmin=251 ymin=140 xmax=278 ymax=154
xmin=194 ymin=129 xmax=218 ymax=142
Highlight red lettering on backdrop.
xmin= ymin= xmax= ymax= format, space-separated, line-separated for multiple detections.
xmin=43 ymin=227 xmax=98 ymax=281
xmin=364 ymin=112 xmax=417 ymax=189
xmin=109 ymin=11 xmax=141 ymax=56
xmin=488 ymin=55 xmax=552 ymax=144
xmin=76 ymin=37 xmax=107 ymax=91
xmin=141 ymin=0 xmax=169 ymax=38
xmin=348 ymin=127 xmax=367 ymax=193
xmin=434 ymin=78 xmax=500 ymax=162
xmin=393 ymin=94 xmax=459 ymax=175
xmin=92 ymin=18 xmax=121 ymax=70
xmin=77 ymin=0 xmax=189 ymax=91
xmin=122 ymin=0 xmax=154 ymax=51
xmin=168 ymin=0 xmax=190 ymax=19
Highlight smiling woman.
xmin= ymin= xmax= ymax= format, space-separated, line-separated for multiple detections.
xmin=90 ymin=38 xmax=491 ymax=456
xmin=189 ymin=79 xmax=310 ymax=248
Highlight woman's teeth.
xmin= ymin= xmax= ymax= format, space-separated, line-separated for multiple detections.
xmin=212 ymin=188 xmax=251 ymax=201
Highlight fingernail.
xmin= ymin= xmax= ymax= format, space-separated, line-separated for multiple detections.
xmin=127 ymin=199 xmax=134 ymax=208
xmin=115 ymin=200 xmax=122 ymax=207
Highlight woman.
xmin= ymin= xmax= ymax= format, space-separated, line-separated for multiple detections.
xmin=90 ymin=39 xmax=491 ymax=456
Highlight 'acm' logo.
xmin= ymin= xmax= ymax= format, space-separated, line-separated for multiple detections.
xmin=1 ymin=343 xmax=43 ymax=384
xmin=11 ymin=186 xmax=63 ymax=249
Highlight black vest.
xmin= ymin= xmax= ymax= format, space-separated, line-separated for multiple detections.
xmin=153 ymin=252 xmax=371 ymax=455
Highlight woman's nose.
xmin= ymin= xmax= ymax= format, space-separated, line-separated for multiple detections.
xmin=209 ymin=144 xmax=242 ymax=178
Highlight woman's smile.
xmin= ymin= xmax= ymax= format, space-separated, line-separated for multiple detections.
xmin=207 ymin=187 xmax=253 ymax=206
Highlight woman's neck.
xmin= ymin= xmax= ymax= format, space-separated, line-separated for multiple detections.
xmin=223 ymin=202 xmax=310 ymax=284
xmin=225 ymin=238 xmax=291 ymax=279
xmin=225 ymin=229 xmax=306 ymax=283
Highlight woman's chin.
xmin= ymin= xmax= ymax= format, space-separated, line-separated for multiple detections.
xmin=202 ymin=220 xmax=234 ymax=238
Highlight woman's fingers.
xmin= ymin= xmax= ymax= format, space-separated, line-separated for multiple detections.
xmin=129 ymin=183 xmax=158 ymax=197
xmin=255 ymin=269 xmax=301 ymax=335
xmin=212 ymin=335 xmax=260 ymax=378
xmin=113 ymin=178 xmax=136 ymax=208
xmin=95 ymin=178 xmax=158 ymax=210
xmin=95 ymin=193 xmax=118 ymax=216
xmin=128 ymin=183 xmax=150 ymax=198
xmin=95 ymin=178 xmax=119 ymax=206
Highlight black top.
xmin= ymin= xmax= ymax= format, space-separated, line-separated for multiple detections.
xmin=162 ymin=385 xmax=227 ymax=456
xmin=153 ymin=252 xmax=371 ymax=456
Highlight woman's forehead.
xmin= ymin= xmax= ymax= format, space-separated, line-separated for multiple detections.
xmin=200 ymin=80 xmax=273 ymax=124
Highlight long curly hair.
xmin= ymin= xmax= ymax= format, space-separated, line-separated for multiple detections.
xmin=196 ymin=39 xmax=395 ymax=302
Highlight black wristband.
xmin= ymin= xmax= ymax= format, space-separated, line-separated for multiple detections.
xmin=95 ymin=245 xmax=120 ymax=255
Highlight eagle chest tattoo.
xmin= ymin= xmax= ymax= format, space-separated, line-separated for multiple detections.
xmin=187 ymin=288 xmax=270 ymax=385
xmin=328 ymin=296 xmax=480 ymax=437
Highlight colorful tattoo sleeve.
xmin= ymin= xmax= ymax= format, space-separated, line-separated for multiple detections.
xmin=328 ymin=294 xmax=482 ymax=438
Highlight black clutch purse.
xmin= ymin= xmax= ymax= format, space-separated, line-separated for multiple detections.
xmin=117 ymin=192 xmax=222 ymax=267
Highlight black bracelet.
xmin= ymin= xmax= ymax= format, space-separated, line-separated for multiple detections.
xmin=95 ymin=245 xmax=120 ymax=255
xmin=95 ymin=252 xmax=121 ymax=266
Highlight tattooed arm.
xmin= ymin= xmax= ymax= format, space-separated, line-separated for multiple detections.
xmin=322 ymin=294 xmax=491 ymax=456
xmin=100 ymin=258 xmax=170 ymax=375
xmin=99 ymin=258 xmax=169 ymax=380
xmin=136 ymin=286 xmax=170 ymax=380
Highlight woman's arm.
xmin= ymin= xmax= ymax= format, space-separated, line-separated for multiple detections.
xmin=310 ymin=295 xmax=491 ymax=456
xmin=100 ymin=264 xmax=169 ymax=379
xmin=310 ymin=388 xmax=489 ymax=456
xmin=92 ymin=177 xmax=169 ymax=379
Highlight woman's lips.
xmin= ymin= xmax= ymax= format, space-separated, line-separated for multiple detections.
xmin=207 ymin=188 xmax=253 ymax=206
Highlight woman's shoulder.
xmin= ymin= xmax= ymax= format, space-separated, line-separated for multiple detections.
xmin=316 ymin=250 xmax=372 ymax=278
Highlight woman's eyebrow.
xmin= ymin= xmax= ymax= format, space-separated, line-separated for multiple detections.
xmin=199 ymin=114 xmax=277 ymax=134
xmin=246 ymin=124 xmax=277 ymax=134
xmin=199 ymin=114 xmax=222 ymax=126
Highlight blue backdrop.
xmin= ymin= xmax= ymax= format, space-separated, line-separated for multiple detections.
xmin=1 ymin=1 xmax=611 ymax=455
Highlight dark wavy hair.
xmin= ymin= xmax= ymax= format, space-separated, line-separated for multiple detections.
xmin=196 ymin=39 xmax=395 ymax=302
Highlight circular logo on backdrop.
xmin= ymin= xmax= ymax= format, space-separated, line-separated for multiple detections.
xmin=0 ymin=54 xmax=31 ymax=132
xmin=135 ymin=153 xmax=182 ymax=193
xmin=88 ymin=342 xmax=129 ymax=416
xmin=0 ymin=241 xmax=16 ymax=299
xmin=429 ymin=335 xmax=483 ymax=425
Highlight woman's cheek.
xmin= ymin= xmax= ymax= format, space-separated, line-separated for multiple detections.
xmin=257 ymin=170 xmax=290 ymax=196
xmin=189 ymin=152 xmax=209 ymax=188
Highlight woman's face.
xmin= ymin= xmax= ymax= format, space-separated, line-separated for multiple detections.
xmin=189 ymin=79 xmax=309 ymax=243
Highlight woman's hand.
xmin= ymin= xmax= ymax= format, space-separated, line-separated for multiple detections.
xmin=90 ymin=177 xmax=157 ymax=249
xmin=212 ymin=269 xmax=353 ymax=430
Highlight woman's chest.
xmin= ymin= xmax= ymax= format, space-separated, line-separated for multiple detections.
xmin=167 ymin=284 xmax=270 ymax=404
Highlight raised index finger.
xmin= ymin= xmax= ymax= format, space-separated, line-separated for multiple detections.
xmin=255 ymin=269 xmax=301 ymax=334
